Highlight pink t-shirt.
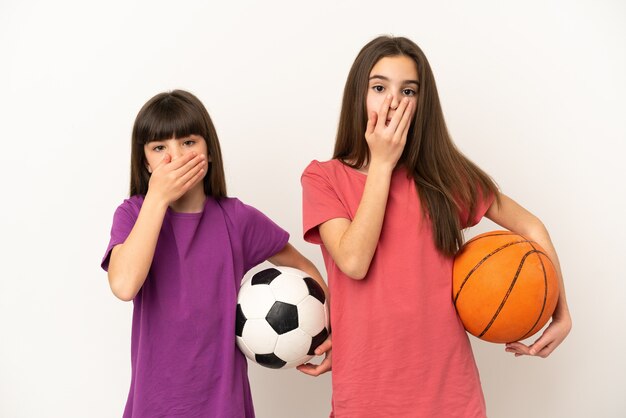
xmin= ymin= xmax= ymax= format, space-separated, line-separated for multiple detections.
xmin=302 ymin=159 xmax=494 ymax=418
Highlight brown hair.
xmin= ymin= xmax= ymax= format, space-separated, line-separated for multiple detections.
xmin=129 ymin=90 xmax=227 ymax=197
xmin=334 ymin=36 xmax=499 ymax=256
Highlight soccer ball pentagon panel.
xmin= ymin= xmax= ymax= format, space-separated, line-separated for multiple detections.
xmin=236 ymin=267 xmax=329 ymax=369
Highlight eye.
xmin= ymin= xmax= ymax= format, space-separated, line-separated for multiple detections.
xmin=152 ymin=145 xmax=165 ymax=152
xmin=183 ymin=140 xmax=195 ymax=146
xmin=372 ymin=85 xmax=385 ymax=93
xmin=402 ymin=88 xmax=417 ymax=97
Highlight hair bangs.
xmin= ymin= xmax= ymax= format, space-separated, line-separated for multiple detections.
xmin=134 ymin=95 xmax=206 ymax=145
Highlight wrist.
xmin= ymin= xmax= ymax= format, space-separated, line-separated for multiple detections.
xmin=552 ymin=302 xmax=572 ymax=324
xmin=367 ymin=160 xmax=395 ymax=176
xmin=143 ymin=191 xmax=170 ymax=213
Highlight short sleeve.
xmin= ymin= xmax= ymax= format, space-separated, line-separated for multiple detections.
xmin=460 ymin=188 xmax=496 ymax=229
xmin=301 ymin=160 xmax=351 ymax=244
xmin=100 ymin=197 xmax=142 ymax=271
xmin=234 ymin=199 xmax=290 ymax=273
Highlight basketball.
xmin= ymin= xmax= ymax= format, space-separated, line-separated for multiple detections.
xmin=452 ymin=230 xmax=559 ymax=343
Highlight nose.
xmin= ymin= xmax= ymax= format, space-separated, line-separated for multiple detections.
xmin=170 ymin=144 xmax=184 ymax=160
xmin=390 ymin=94 xmax=400 ymax=110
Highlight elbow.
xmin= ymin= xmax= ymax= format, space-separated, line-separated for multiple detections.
xmin=338 ymin=257 xmax=370 ymax=280
xmin=113 ymin=290 xmax=136 ymax=302
xmin=521 ymin=217 xmax=549 ymax=241
xmin=347 ymin=272 xmax=367 ymax=280
xmin=108 ymin=274 xmax=138 ymax=302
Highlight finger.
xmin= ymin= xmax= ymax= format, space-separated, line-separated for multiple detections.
xmin=168 ymin=151 xmax=199 ymax=170
xmin=505 ymin=346 xmax=526 ymax=356
xmin=505 ymin=341 xmax=529 ymax=350
xmin=314 ymin=338 xmax=332 ymax=356
xmin=533 ymin=344 xmax=556 ymax=358
xmin=366 ymin=111 xmax=378 ymax=136
xmin=396 ymin=101 xmax=413 ymax=142
xmin=296 ymin=363 xmax=320 ymax=376
xmin=178 ymin=156 xmax=206 ymax=183
xmin=175 ymin=154 xmax=206 ymax=176
xmin=387 ymin=97 xmax=410 ymax=132
xmin=181 ymin=165 xmax=206 ymax=192
xmin=315 ymin=357 xmax=332 ymax=374
xmin=528 ymin=336 xmax=551 ymax=356
xmin=376 ymin=95 xmax=393 ymax=129
xmin=296 ymin=358 xmax=332 ymax=377
xmin=506 ymin=342 xmax=532 ymax=355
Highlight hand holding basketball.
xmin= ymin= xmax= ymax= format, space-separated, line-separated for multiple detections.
xmin=505 ymin=314 xmax=572 ymax=358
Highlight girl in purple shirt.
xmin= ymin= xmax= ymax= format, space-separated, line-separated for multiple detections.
xmin=102 ymin=90 xmax=331 ymax=417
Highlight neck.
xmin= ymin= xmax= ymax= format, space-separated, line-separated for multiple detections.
xmin=169 ymin=185 xmax=207 ymax=213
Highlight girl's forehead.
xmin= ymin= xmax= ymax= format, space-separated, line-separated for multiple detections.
xmin=370 ymin=56 xmax=418 ymax=80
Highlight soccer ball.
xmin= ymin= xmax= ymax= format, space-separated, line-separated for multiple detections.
xmin=235 ymin=266 xmax=329 ymax=369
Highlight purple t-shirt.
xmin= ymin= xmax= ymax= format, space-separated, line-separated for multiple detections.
xmin=101 ymin=195 xmax=289 ymax=418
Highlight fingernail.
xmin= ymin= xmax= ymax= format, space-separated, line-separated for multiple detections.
xmin=387 ymin=94 xmax=392 ymax=99
xmin=529 ymin=349 xmax=536 ymax=355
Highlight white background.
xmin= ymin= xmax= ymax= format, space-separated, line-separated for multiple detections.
xmin=1 ymin=1 xmax=625 ymax=417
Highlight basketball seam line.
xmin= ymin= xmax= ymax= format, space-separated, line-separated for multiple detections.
xmin=453 ymin=240 xmax=530 ymax=305
xmin=519 ymin=242 xmax=551 ymax=341
xmin=478 ymin=249 xmax=549 ymax=339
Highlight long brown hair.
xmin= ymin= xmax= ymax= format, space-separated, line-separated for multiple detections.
xmin=334 ymin=36 xmax=499 ymax=256
xmin=130 ymin=90 xmax=227 ymax=198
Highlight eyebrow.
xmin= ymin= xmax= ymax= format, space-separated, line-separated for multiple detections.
xmin=369 ymin=75 xmax=419 ymax=86
xmin=150 ymin=136 xmax=194 ymax=143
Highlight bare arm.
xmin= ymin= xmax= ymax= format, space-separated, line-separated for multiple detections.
xmin=485 ymin=193 xmax=572 ymax=357
xmin=319 ymin=96 xmax=413 ymax=280
xmin=107 ymin=196 xmax=168 ymax=301
xmin=319 ymin=163 xmax=394 ymax=280
xmin=107 ymin=151 xmax=206 ymax=301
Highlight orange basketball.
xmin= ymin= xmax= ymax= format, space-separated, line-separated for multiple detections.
xmin=452 ymin=230 xmax=559 ymax=343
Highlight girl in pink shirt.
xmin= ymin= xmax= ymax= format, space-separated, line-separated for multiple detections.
xmin=301 ymin=36 xmax=571 ymax=417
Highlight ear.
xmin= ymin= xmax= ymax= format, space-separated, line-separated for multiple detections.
xmin=146 ymin=164 xmax=152 ymax=174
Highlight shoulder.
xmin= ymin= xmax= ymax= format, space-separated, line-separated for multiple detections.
xmin=114 ymin=194 xmax=145 ymax=217
xmin=302 ymin=159 xmax=342 ymax=174
xmin=125 ymin=194 xmax=145 ymax=208
xmin=301 ymin=159 xmax=344 ymax=181
xmin=216 ymin=196 xmax=263 ymax=222
xmin=214 ymin=196 xmax=241 ymax=212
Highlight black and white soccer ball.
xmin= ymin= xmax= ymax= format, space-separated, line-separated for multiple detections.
xmin=235 ymin=266 xmax=329 ymax=369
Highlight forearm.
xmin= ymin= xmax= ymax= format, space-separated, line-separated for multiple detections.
xmin=486 ymin=194 xmax=571 ymax=324
xmin=517 ymin=220 xmax=571 ymax=323
xmin=108 ymin=194 xmax=168 ymax=301
xmin=322 ymin=162 xmax=393 ymax=279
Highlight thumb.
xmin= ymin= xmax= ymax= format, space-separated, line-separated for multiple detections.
xmin=314 ymin=336 xmax=332 ymax=355
xmin=529 ymin=336 xmax=549 ymax=356
xmin=366 ymin=111 xmax=377 ymax=135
